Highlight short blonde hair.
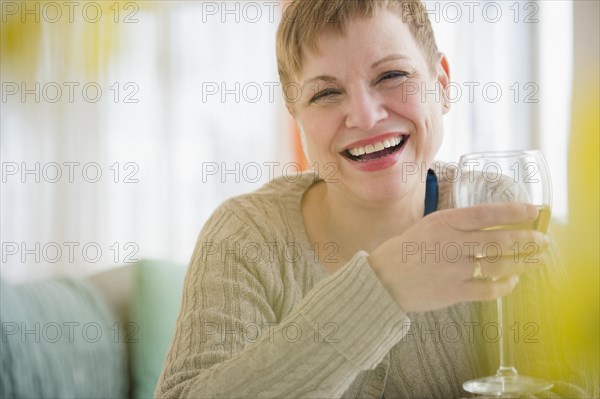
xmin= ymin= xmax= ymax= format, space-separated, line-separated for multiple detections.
xmin=276 ymin=0 xmax=439 ymax=91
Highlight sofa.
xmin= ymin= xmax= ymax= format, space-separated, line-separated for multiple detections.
xmin=1 ymin=259 xmax=187 ymax=398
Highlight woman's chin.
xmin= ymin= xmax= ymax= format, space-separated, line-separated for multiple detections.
xmin=314 ymin=155 xmax=428 ymax=204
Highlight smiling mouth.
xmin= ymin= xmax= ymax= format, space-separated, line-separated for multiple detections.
xmin=342 ymin=135 xmax=408 ymax=162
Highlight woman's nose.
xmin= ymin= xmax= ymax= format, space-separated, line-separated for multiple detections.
xmin=344 ymin=89 xmax=388 ymax=131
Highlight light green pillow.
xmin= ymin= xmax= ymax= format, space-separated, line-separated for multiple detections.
xmin=130 ymin=259 xmax=186 ymax=399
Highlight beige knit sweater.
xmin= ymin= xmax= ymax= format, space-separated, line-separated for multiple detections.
xmin=155 ymin=163 xmax=590 ymax=398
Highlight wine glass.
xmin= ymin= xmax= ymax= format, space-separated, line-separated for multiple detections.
xmin=455 ymin=149 xmax=553 ymax=396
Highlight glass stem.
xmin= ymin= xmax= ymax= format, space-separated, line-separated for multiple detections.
xmin=496 ymin=296 xmax=518 ymax=377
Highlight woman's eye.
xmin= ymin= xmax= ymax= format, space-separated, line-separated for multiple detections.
xmin=378 ymin=71 xmax=409 ymax=82
xmin=309 ymin=88 xmax=341 ymax=104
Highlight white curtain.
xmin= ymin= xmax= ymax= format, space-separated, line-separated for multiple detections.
xmin=1 ymin=3 xmax=290 ymax=282
xmin=1 ymin=1 xmax=572 ymax=282
xmin=433 ymin=0 xmax=572 ymax=220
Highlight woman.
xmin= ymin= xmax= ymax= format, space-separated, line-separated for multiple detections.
xmin=155 ymin=1 xmax=588 ymax=397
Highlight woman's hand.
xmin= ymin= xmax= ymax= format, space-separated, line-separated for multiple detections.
xmin=368 ymin=203 xmax=550 ymax=313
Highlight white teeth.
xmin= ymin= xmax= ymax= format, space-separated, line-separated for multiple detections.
xmin=348 ymin=136 xmax=404 ymax=157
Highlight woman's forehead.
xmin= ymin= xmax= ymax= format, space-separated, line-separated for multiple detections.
xmin=300 ymin=12 xmax=425 ymax=76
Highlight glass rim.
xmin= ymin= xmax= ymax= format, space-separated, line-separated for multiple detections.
xmin=454 ymin=148 xmax=553 ymax=208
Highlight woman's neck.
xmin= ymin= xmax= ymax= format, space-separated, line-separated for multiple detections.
xmin=302 ymin=179 xmax=427 ymax=265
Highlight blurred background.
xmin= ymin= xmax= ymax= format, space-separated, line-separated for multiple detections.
xmin=1 ymin=0 xmax=598 ymax=389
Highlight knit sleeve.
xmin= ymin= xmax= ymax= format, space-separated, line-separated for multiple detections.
xmin=154 ymin=203 xmax=410 ymax=399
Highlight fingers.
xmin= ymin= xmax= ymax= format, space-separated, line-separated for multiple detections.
xmin=466 ymin=254 xmax=545 ymax=281
xmin=460 ymin=229 xmax=550 ymax=257
xmin=435 ymin=203 xmax=539 ymax=231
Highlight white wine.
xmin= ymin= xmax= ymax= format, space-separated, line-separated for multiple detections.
xmin=482 ymin=205 xmax=551 ymax=233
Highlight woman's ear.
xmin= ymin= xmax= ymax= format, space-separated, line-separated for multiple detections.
xmin=437 ymin=53 xmax=451 ymax=114
xmin=437 ymin=53 xmax=450 ymax=85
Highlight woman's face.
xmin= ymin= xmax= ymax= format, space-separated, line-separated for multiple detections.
xmin=290 ymin=10 xmax=450 ymax=204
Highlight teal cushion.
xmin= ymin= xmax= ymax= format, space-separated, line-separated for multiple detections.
xmin=0 ymin=277 xmax=127 ymax=398
xmin=130 ymin=259 xmax=186 ymax=399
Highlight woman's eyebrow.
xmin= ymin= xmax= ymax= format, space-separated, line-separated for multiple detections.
xmin=301 ymin=75 xmax=337 ymax=90
xmin=371 ymin=54 xmax=411 ymax=68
